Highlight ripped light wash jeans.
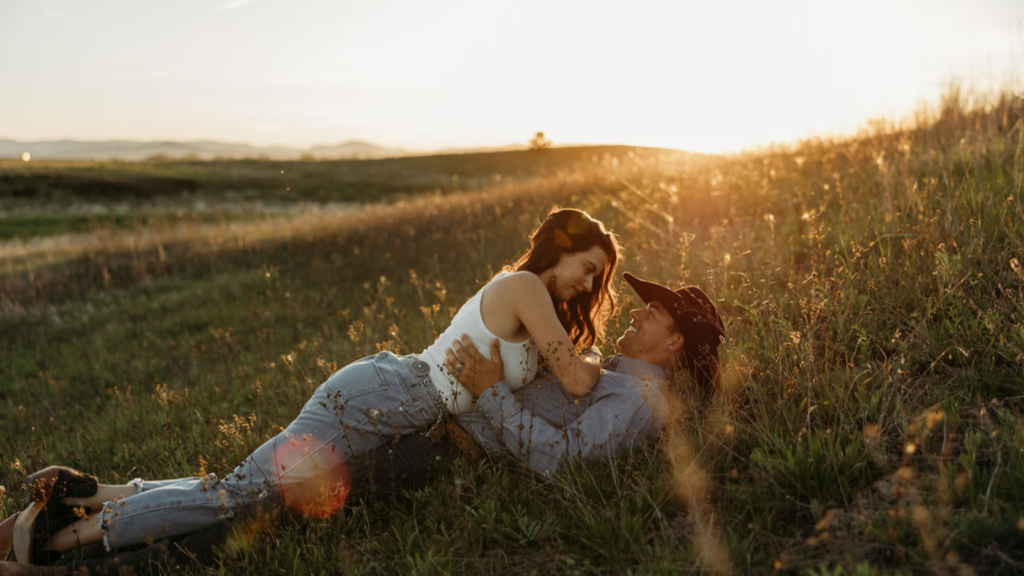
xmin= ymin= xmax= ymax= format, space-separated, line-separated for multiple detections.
xmin=99 ymin=352 xmax=444 ymax=550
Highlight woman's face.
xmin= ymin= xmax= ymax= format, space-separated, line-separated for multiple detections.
xmin=550 ymin=245 xmax=610 ymax=302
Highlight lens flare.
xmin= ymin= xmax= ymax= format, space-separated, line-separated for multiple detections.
xmin=272 ymin=434 xmax=349 ymax=518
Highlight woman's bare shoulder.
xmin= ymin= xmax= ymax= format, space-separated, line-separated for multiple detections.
xmin=480 ymin=271 xmax=551 ymax=340
xmin=485 ymin=272 xmax=552 ymax=310
xmin=488 ymin=271 xmax=546 ymax=295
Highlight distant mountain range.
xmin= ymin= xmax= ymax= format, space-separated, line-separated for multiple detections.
xmin=0 ymin=139 xmax=420 ymax=161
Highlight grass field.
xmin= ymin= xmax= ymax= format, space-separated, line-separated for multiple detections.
xmin=1 ymin=88 xmax=1022 ymax=574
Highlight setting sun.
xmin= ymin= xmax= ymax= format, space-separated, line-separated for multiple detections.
xmin=0 ymin=0 xmax=1019 ymax=153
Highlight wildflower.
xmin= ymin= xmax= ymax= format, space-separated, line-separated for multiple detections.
xmin=815 ymin=510 xmax=836 ymax=531
xmin=1011 ymin=258 xmax=1024 ymax=280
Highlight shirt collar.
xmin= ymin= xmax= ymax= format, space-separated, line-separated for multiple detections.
xmin=604 ymin=354 xmax=671 ymax=383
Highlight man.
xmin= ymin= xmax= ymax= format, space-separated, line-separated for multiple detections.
xmin=0 ymin=273 xmax=724 ymax=574
xmin=446 ymin=272 xmax=726 ymax=477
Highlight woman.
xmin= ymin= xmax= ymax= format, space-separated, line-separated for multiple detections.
xmin=1 ymin=207 xmax=620 ymax=566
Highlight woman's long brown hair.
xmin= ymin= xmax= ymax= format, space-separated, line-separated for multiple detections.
xmin=510 ymin=207 xmax=620 ymax=350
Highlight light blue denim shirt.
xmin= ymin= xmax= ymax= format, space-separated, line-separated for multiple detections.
xmin=456 ymin=355 xmax=672 ymax=477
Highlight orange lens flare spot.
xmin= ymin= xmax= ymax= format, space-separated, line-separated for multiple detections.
xmin=272 ymin=435 xmax=349 ymax=518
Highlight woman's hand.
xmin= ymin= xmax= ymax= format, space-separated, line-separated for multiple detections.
xmin=445 ymin=336 xmax=504 ymax=398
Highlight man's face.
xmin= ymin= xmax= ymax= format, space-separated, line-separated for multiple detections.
xmin=616 ymin=301 xmax=680 ymax=364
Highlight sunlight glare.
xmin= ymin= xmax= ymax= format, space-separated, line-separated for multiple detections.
xmin=272 ymin=433 xmax=350 ymax=518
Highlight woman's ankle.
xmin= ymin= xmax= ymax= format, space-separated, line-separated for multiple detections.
xmin=64 ymin=483 xmax=137 ymax=508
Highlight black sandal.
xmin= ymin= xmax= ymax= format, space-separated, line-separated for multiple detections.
xmin=1 ymin=512 xmax=17 ymax=560
xmin=23 ymin=467 xmax=98 ymax=504
xmin=8 ymin=502 xmax=42 ymax=564
xmin=4 ymin=467 xmax=100 ymax=565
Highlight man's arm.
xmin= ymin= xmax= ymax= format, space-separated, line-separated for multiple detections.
xmin=445 ymin=337 xmax=664 ymax=478
xmin=470 ymin=379 xmax=661 ymax=477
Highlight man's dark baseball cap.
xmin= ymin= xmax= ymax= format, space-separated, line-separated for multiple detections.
xmin=623 ymin=272 xmax=725 ymax=343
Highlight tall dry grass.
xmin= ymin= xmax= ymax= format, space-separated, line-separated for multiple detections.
xmin=1 ymin=88 xmax=1021 ymax=574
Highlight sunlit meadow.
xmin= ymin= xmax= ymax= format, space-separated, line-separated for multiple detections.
xmin=1 ymin=88 xmax=1022 ymax=574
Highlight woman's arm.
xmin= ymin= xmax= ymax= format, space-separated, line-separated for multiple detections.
xmin=499 ymin=273 xmax=601 ymax=396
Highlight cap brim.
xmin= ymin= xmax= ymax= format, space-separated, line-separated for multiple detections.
xmin=623 ymin=272 xmax=725 ymax=336
xmin=623 ymin=272 xmax=681 ymax=308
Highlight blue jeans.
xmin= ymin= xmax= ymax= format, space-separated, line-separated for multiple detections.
xmin=100 ymin=352 xmax=444 ymax=550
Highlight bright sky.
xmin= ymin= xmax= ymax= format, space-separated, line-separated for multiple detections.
xmin=1 ymin=0 xmax=1020 ymax=153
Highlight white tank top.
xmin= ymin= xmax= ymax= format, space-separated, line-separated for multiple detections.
xmin=421 ymin=273 xmax=539 ymax=414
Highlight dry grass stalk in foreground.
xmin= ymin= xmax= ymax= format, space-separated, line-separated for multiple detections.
xmin=1 ymin=87 xmax=1022 ymax=574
